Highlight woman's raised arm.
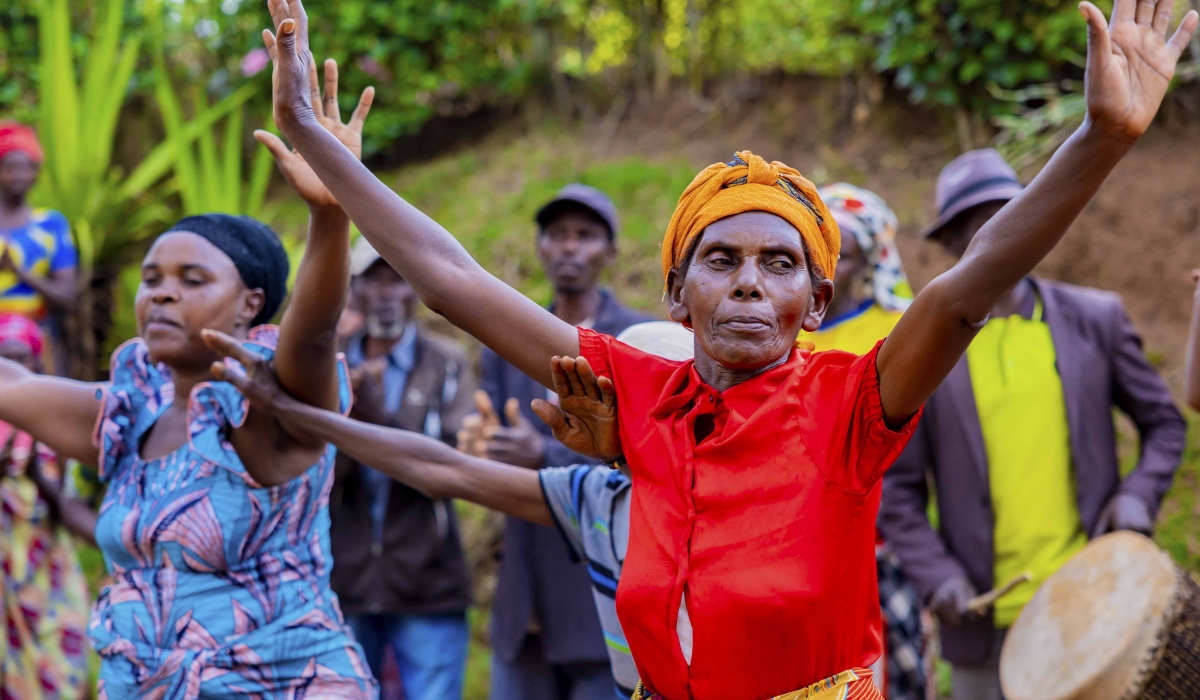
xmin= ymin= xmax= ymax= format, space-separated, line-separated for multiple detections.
xmin=259 ymin=0 xmax=577 ymax=389
xmin=0 ymin=360 xmax=100 ymax=465
xmin=878 ymin=0 xmax=1197 ymax=424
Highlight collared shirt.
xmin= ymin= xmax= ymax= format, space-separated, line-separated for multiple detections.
xmin=578 ymin=328 xmax=920 ymax=700
xmin=540 ymin=465 xmax=636 ymax=698
xmin=345 ymin=323 xmax=419 ymax=544
xmin=967 ymin=295 xmax=1086 ymax=627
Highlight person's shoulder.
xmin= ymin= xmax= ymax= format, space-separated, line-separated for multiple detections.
xmin=1037 ymin=278 xmax=1123 ymax=313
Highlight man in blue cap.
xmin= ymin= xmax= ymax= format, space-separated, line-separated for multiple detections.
xmin=461 ymin=184 xmax=652 ymax=700
xmin=880 ymin=149 xmax=1185 ymax=700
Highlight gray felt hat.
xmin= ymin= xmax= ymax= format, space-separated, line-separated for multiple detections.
xmin=922 ymin=149 xmax=1024 ymax=239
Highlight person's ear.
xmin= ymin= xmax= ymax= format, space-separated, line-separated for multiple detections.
xmin=666 ymin=267 xmax=690 ymax=325
xmin=602 ymin=239 xmax=618 ymax=266
xmin=236 ymin=288 xmax=266 ymax=328
xmin=801 ymin=278 xmax=835 ymax=333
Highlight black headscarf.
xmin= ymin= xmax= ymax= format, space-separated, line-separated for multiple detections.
xmin=166 ymin=214 xmax=290 ymax=326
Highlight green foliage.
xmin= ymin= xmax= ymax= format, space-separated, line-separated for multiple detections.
xmin=31 ymin=0 xmax=171 ymax=274
xmin=863 ymin=0 xmax=1103 ymax=116
xmin=0 ymin=0 xmax=39 ymax=123
xmin=993 ymin=81 xmax=1086 ymax=169
xmin=155 ymin=80 xmax=275 ymax=217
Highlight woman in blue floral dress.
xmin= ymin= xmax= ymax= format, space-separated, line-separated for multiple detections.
xmin=0 ymin=60 xmax=379 ymax=699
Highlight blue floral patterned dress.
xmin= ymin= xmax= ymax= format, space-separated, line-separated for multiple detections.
xmin=82 ymin=326 xmax=376 ymax=699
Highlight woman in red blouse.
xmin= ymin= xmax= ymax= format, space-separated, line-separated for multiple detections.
xmin=259 ymin=0 xmax=1194 ymax=696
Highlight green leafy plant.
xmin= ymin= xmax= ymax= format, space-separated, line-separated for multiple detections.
xmin=31 ymin=0 xmax=173 ymax=377
xmin=155 ymin=80 xmax=276 ymax=218
xmin=992 ymin=81 xmax=1086 ymax=169
xmin=862 ymin=0 xmax=1103 ymax=148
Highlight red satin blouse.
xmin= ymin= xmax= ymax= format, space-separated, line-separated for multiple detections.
xmin=579 ymin=329 xmax=920 ymax=700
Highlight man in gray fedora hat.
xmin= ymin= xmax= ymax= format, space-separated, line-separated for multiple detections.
xmin=880 ymin=149 xmax=1186 ymax=700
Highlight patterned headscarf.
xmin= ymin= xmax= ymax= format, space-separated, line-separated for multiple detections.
xmin=818 ymin=183 xmax=912 ymax=313
xmin=661 ymin=151 xmax=839 ymax=291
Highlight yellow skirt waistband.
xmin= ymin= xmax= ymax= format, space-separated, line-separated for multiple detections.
xmin=631 ymin=667 xmax=880 ymax=700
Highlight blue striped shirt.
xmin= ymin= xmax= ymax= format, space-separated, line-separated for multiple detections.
xmin=539 ymin=465 xmax=635 ymax=698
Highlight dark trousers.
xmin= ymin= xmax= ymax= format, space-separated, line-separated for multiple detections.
xmin=490 ymin=635 xmax=613 ymax=700
xmin=951 ymin=627 xmax=1008 ymax=700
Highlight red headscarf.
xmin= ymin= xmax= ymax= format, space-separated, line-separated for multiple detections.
xmin=0 ymin=313 xmax=44 ymax=358
xmin=0 ymin=122 xmax=44 ymax=164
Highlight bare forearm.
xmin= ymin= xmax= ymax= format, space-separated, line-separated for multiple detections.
xmin=281 ymin=118 xmax=577 ymax=387
xmin=880 ymin=122 xmax=1131 ymax=420
xmin=19 ymin=269 xmax=76 ymax=309
xmin=944 ymin=122 xmax=1129 ymax=319
xmin=275 ymin=206 xmax=350 ymax=411
xmin=0 ymin=361 xmax=100 ymax=464
xmin=53 ymin=496 xmax=98 ymax=546
xmin=277 ymin=397 xmax=552 ymax=524
xmin=1186 ymin=280 xmax=1200 ymax=411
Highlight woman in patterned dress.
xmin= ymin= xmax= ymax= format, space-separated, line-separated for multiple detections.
xmin=0 ymin=314 xmax=93 ymax=699
xmin=0 ymin=61 xmax=379 ymax=699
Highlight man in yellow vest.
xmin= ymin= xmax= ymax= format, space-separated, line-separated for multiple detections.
xmin=879 ymin=149 xmax=1186 ymax=700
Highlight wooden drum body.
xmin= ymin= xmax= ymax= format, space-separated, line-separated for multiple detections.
xmin=1000 ymin=532 xmax=1200 ymax=700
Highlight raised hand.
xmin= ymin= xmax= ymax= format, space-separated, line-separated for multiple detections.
xmin=202 ymin=328 xmax=296 ymax=420
xmin=262 ymin=0 xmax=317 ymax=133
xmin=255 ymin=56 xmax=374 ymax=210
xmin=1080 ymin=0 xmax=1198 ymax=142
xmin=531 ymin=356 xmax=621 ymax=462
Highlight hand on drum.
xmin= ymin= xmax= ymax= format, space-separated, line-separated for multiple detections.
xmin=929 ymin=575 xmax=981 ymax=628
xmin=1090 ymin=491 xmax=1154 ymax=538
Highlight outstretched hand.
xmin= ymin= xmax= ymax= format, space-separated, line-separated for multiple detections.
xmin=531 ymin=356 xmax=621 ymax=462
xmin=202 ymin=329 xmax=298 ymax=421
xmin=1080 ymin=0 xmax=1198 ymax=142
xmin=255 ymin=50 xmax=374 ymax=210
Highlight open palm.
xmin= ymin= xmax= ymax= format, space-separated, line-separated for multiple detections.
xmin=531 ymin=356 xmax=622 ymax=462
xmin=1081 ymin=0 xmax=1198 ymax=142
xmin=258 ymin=0 xmax=373 ymax=209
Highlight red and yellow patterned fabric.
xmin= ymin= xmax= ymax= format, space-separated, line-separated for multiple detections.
xmin=632 ymin=668 xmax=883 ymax=700
xmin=0 ymin=422 xmax=91 ymax=700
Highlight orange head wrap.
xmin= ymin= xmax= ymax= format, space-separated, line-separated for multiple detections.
xmin=660 ymin=151 xmax=839 ymax=291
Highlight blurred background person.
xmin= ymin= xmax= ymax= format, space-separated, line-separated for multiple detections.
xmin=330 ymin=238 xmax=476 ymax=700
xmin=0 ymin=122 xmax=77 ymax=375
xmin=468 ymin=184 xmax=652 ymax=700
xmin=808 ymin=183 xmax=913 ymax=354
xmin=808 ymin=183 xmax=928 ymax=700
xmin=880 ymin=149 xmax=1186 ymax=700
xmin=0 ymin=313 xmax=94 ymax=700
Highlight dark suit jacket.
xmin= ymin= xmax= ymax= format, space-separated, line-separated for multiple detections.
xmin=879 ymin=278 xmax=1185 ymax=666
xmin=483 ymin=289 xmax=653 ymax=665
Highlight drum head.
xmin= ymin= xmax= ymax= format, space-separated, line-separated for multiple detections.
xmin=1000 ymin=532 xmax=1179 ymax=700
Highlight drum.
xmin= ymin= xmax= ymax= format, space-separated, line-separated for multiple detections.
xmin=999 ymin=531 xmax=1200 ymax=700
